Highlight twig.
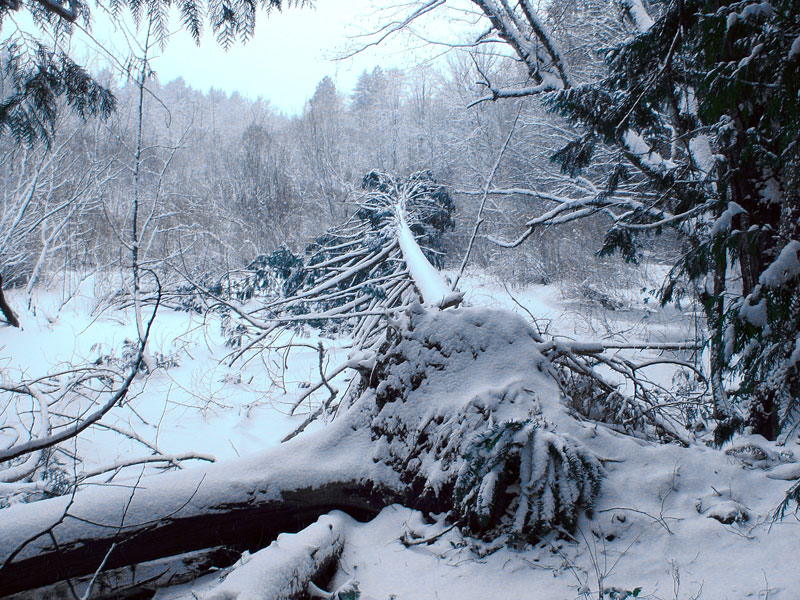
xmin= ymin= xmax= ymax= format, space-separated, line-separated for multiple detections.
xmin=401 ymin=523 xmax=456 ymax=547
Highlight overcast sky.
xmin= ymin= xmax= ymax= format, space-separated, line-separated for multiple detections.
xmin=142 ymin=0 xmax=463 ymax=115
xmin=4 ymin=0 xmax=475 ymax=114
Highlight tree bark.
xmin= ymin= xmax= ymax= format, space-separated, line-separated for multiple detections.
xmin=4 ymin=547 xmax=241 ymax=600
xmin=0 ymin=275 xmax=20 ymax=328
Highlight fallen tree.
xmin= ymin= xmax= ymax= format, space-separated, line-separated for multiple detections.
xmin=0 ymin=304 xmax=602 ymax=597
xmin=0 ymin=172 xmax=699 ymax=598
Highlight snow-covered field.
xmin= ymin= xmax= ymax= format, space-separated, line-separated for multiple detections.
xmin=2 ymin=271 xmax=799 ymax=599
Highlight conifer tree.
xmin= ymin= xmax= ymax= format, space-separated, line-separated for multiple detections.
xmin=548 ymin=0 xmax=799 ymax=441
xmin=467 ymin=0 xmax=800 ymax=441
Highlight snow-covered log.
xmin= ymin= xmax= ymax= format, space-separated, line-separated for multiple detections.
xmin=203 ymin=513 xmax=345 ymax=600
xmin=0 ymin=426 xmax=397 ymax=596
xmin=4 ymin=547 xmax=240 ymax=600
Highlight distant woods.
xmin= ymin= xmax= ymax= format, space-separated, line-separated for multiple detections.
xmin=0 ymin=63 xmax=652 ymax=296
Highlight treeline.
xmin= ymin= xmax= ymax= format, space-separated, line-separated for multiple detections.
xmin=0 ymin=57 xmax=658 ymax=299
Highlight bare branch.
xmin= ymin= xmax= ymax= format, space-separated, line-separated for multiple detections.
xmin=0 ymin=278 xmax=161 ymax=464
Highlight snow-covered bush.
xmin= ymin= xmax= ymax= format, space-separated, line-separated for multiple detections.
xmin=354 ymin=305 xmax=602 ymax=540
xmin=455 ymin=419 xmax=601 ymax=540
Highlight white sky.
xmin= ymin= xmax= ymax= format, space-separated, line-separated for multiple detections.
xmin=4 ymin=0 xmax=477 ymax=115
xmin=148 ymin=1 xmax=399 ymax=114
xmin=143 ymin=0 xmax=468 ymax=115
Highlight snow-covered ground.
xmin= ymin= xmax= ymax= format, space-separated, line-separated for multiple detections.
xmin=2 ymin=271 xmax=799 ymax=599
xmin=1 ymin=278 xmax=351 ymax=484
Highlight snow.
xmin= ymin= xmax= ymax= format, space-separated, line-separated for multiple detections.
xmin=761 ymin=177 xmax=781 ymax=204
xmin=790 ymin=35 xmax=800 ymax=60
xmin=727 ymin=2 xmax=773 ymax=30
xmin=737 ymin=42 xmax=764 ymax=70
xmin=740 ymin=296 xmax=767 ymax=327
xmin=3 ymin=271 xmax=800 ymax=599
xmin=622 ymin=130 xmax=676 ymax=173
xmin=0 ymin=409 xmax=397 ymax=564
xmin=620 ymin=0 xmax=654 ymax=32
xmin=759 ymin=240 xmax=800 ymax=288
xmin=166 ymin=425 xmax=800 ymax=600
xmin=395 ymin=203 xmax=454 ymax=307
xmin=688 ymin=134 xmax=718 ymax=177
xmin=711 ymin=202 xmax=746 ymax=237
xmin=202 ymin=513 xmax=345 ymax=600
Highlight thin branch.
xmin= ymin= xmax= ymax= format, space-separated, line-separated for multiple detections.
xmin=452 ymin=104 xmax=521 ymax=289
xmin=0 ymin=278 xmax=161 ymax=463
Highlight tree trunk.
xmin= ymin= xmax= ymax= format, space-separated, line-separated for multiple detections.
xmin=0 ymin=479 xmax=389 ymax=596
xmin=0 ymin=275 xmax=20 ymax=328
xmin=0 ymin=426 xmax=398 ymax=597
xmin=4 ymin=547 xmax=241 ymax=600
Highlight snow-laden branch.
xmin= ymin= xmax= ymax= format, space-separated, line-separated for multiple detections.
xmin=467 ymin=79 xmax=562 ymax=107
xmin=619 ymin=0 xmax=654 ymax=32
xmin=455 ymin=185 xmax=698 ymax=248
xmin=471 ymin=0 xmax=571 ymax=91
xmin=77 ymin=452 xmax=216 ymax=483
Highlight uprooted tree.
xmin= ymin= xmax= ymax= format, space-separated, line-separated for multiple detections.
xmin=0 ymin=172 xmax=701 ymax=598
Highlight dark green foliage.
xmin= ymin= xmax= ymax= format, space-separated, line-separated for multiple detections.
xmin=455 ymin=419 xmax=602 ymax=540
xmin=266 ymin=171 xmax=452 ymax=302
xmin=0 ymin=42 xmax=115 ymax=145
xmin=546 ymin=0 xmax=800 ymax=441
xmin=236 ymin=249 xmax=304 ymax=300
xmin=730 ymin=248 xmax=800 ymax=437
xmin=361 ymin=307 xmax=604 ymax=542
xmin=550 ymin=134 xmax=597 ymax=176
xmin=360 ymin=170 xmax=455 ymax=268
xmin=209 ymin=171 xmax=454 ymax=338
xmin=599 ymin=227 xmax=638 ymax=264
xmin=265 ymin=248 xmax=305 ymax=294
xmin=602 ymin=164 xmax=630 ymax=199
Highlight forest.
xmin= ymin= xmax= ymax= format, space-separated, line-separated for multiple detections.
xmin=0 ymin=0 xmax=799 ymax=598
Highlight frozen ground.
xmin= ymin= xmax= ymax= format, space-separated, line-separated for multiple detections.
xmin=2 ymin=270 xmax=799 ymax=599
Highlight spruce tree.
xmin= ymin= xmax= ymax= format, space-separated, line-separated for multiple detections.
xmin=546 ymin=0 xmax=800 ymax=441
